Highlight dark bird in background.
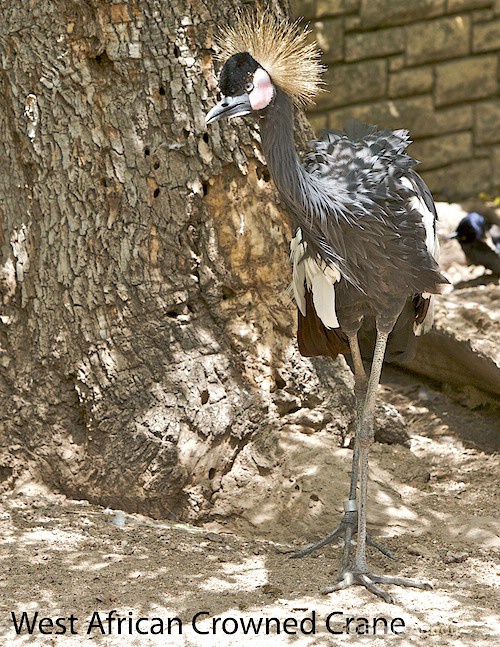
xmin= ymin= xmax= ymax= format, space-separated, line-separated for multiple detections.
xmin=448 ymin=212 xmax=500 ymax=274
xmin=205 ymin=11 xmax=447 ymax=603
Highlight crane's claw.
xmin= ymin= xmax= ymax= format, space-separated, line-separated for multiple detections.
xmin=289 ymin=512 xmax=395 ymax=561
xmin=323 ymin=569 xmax=432 ymax=604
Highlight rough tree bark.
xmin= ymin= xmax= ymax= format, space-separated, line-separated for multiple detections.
xmin=0 ymin=0 xmax=363 ymax=526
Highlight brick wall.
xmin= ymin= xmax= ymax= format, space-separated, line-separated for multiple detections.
xmin=293 ymin=0 xmax=500 ymax=200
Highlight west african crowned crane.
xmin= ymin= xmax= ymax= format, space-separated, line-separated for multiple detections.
xmin=205 ymin=11 xmax=447 ymax=603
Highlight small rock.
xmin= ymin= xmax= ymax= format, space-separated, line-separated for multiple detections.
xmin=111 ymin=511 xmax=126 ymax=527
xmin=260 ymin=584 xmax=283 ymax=597
xmin=408 ymin=543 xmax=433 ymax=558
xmin=273 ymin=392 xmax=301 ymax=416
xmin=283 ymin=409 xmax=325 ymax=429
xmin=417 ymin=387 xmax=435 ymax=402
xmin=443 ymin=551 xmax=469 ymax=564
xmin=432 ymin=470 xmax=451 ymax=480
xmin=282 ymin=424 xmax=316 ymax=435
xmin=374 ymin=406 xmax=410 ymax=447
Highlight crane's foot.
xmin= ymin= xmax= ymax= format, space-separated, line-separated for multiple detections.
xmin=289 ymin=507 xmax=395 ymax=561
xmin=323 ymin=569 xmax=432 ymax=604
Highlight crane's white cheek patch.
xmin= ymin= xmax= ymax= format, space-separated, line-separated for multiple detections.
xmin=249 ymin=68 xmax=274 ymax=111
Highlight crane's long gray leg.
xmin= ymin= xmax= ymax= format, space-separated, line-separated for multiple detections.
xmin=337 ymin=333 xmax=365 ymax=572
xmin=339 ymin=332 xmax=394 ymax=570
xmin=324 ymin=328 xmax=431 ymax=603
xmin=352 ymin=330 xmax=388 ymax=572
xmin=290 ymin=332 xmax=393 ymax=564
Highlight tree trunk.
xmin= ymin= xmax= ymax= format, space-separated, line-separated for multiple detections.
xmin=0 ymin=0 xmax=356 ymax=523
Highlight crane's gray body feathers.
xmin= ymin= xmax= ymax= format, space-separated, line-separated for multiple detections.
xmin=260 ymin=89 xmax=445 ymax=358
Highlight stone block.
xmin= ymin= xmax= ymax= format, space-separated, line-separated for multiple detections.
xmin=447 ymin=0 xmax=492 ymax=10
xmin=423 ymin=159 xmax=492 ymax=200
xmin=472 ymin=9 xmax=495 ymax=21
xmin=330 ymin=97 xmax=473 ymax=138
xmin=345 ymin=26 xmax=404 ymax=61
xmin=308 ymin=112 xmax=329 ymax=134
xmin=475 ymin=100 xmax=500 ymax=144
xmin=406 ymin=16 xmax=470 ymax=65
xmin=473 ymin=19 xmax=500 ymax=52
xmin=360 ymin=0 xmax=445 ymax=28
xmin=389 ymin=67 xmax=434 ymax=97
xmin=291 ymin=0 xmax=316 ymax=19
xmin=318 ymin=59 xmax=387 ymax=109
xmin=389 ymin=55 xmax=405 ymax=71
xmin=435 ymin=55 xmax=497 ymax=106
xmin=311 ymin=19 xmax=344 ymax=63
xmin=317 ymin=0 xmax=360 ymax=17
xmin=493 ymin=147 xmax=500 ymax=188
xmin=344 ymin=16 xmax=362 ymax=31
xmin=410 ymin=132 xmax=472 ymax=170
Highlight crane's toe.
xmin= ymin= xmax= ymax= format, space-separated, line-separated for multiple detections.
xmin=322 ymin=568 xmax=431 ymax=603
xmin=289 ymin=511 xmax=395 ymax=561
xmin=289 ymin=510 xmax=357 ymax=559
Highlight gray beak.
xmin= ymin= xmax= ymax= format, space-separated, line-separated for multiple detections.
xmin=446 ymin=232 xmax=458 ymax=240
xmin=205 ymin=94 xmax=252 ymax=125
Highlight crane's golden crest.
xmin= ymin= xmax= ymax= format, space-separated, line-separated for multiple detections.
xmin=215 ymin=10 xmax=325 ymax=107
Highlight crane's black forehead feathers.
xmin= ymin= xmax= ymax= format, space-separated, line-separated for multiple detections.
xmin=219 ymin=52 xmax=260 ymax=96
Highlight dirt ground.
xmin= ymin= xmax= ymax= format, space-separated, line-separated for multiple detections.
xmin=1 ymin=204 xmax=499 ymax=646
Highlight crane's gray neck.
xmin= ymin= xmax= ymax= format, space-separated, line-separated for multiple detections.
xmin=258 ymin=89 xmax=350 ymax=278
xmin=259 ymin=89 xmax=304 ymax=209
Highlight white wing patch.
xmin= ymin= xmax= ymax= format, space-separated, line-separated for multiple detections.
xmin=415 ymin=297 xmax=435 ymax=336
xmin=401 ymin=177 xmax=439 ymax=260
xmin=401 ymin=177 xmax=439 ymax=336
xmin=310 ymin=272 xmax=339 ymax=328
xmin=289 ymin=228 xmax=340 ymax=329
xmin=289 ymin=229 xmax=307 ymax=315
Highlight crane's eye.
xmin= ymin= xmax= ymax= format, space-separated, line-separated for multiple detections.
xmin=245 ymin=81 xmax=254 ymax=93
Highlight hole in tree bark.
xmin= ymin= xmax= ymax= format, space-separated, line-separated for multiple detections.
xmin=256 ymin=166 xmax=270 ymax=182
xmin=94 ymin=51 xmax=111 ymax=66
xmin=153 ymin=160 xmax=160 ymax=170
xmin=159 ymin=85 xmax=166 ymax=96
xmin=202 ymin=181 xmax=208 ymax=196
xmin=200 ymin=390 xmax=209 ymax=405
xmin=153 ymin=188 xmax=160 ymax=198
xmin=0 ymin=466 xmax=12 ymax=482
xmin=221 ymin=285 xmax=235 ymax=300
xmin=274 ymin=372 xmax=286 ymax=389
xmin=203 ymin=133 xmax=209 ymax=143
xmin=144 ymin=147 xmax=150 ymax=157
xmin=208 ymin=468 xmax=216 ymax=479
xmin=173 ymin=44 xmax=180 ymax=57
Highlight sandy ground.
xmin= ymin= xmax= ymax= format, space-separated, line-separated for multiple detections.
xmin=1 ymin=390 xmax=498 ymax=647
xmin=1 ymin=204 xmax=499 ymax=646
